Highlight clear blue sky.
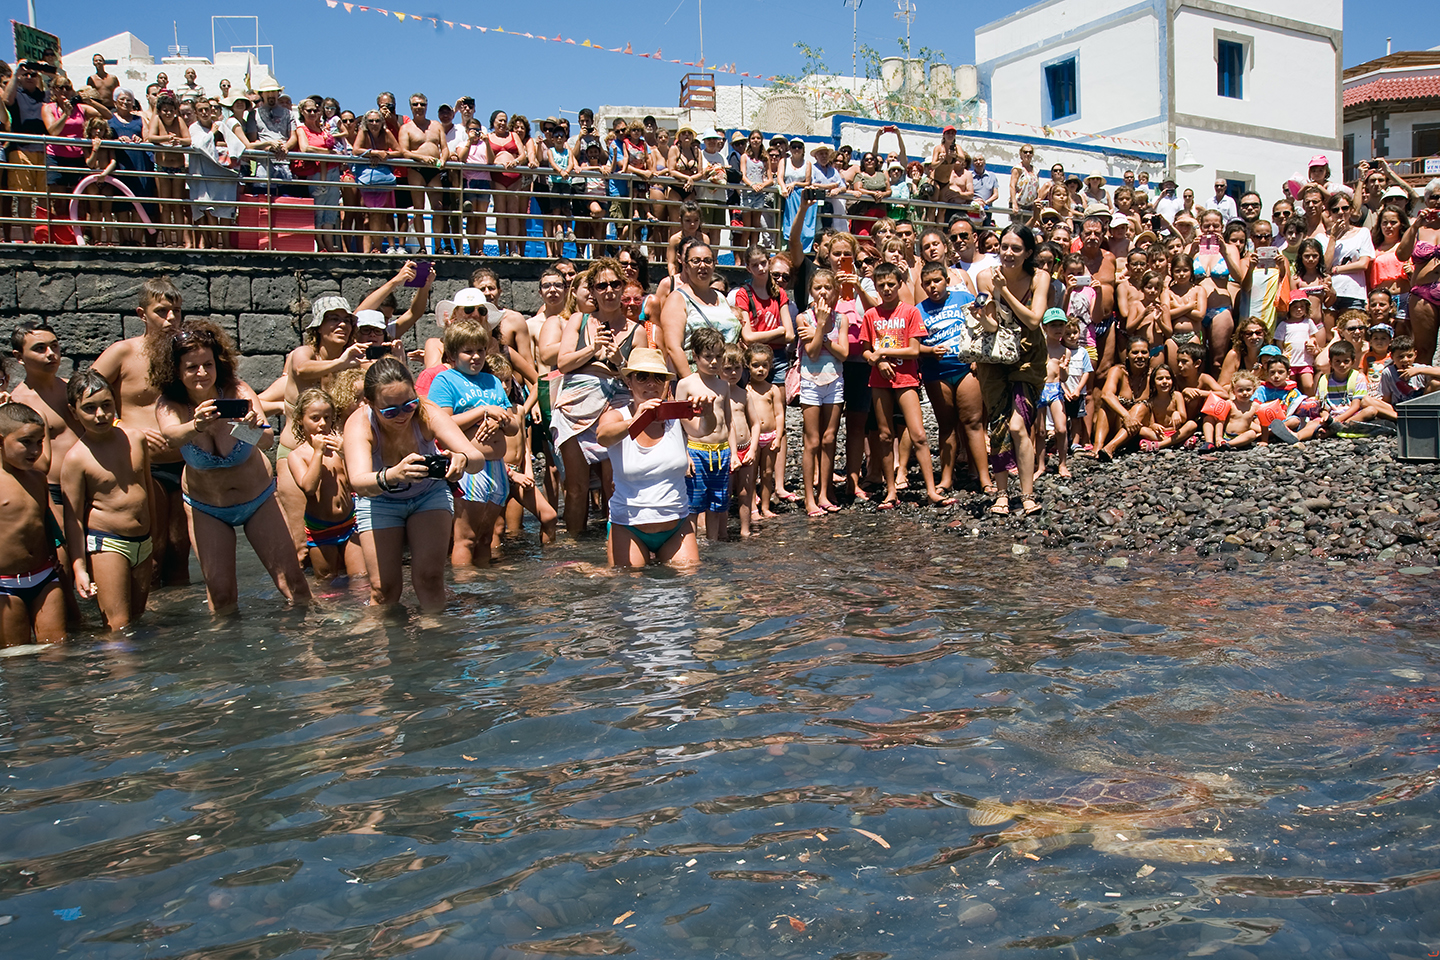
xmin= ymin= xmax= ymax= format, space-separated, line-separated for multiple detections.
xmin=22 ymin=0 xmax=1433 ymax=122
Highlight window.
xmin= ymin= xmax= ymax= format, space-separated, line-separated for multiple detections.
xmin=1217 ymin=39 xmax=1245 ymax=98
xmin=1044 ymin=58 xmax=1077 ymax=121
xmin=1415 ymin=124 xmax=1440 ymax=160
xmin=1224 ymin=178 xmax=1249 ymax=202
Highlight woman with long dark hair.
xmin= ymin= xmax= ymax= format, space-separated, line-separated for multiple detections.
xmin=973 ymin=224 xmax=1049 ymax=516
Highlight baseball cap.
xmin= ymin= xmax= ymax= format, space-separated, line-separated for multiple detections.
xmin=355 ymin=309 xmax=387 ymax=331
xmin=308 ymin=295 xmax=353 ymax=329
xmin=1042 ymin=307 xmax=1068 ymax=325
xmin=1109 ymin=212 xmax=1130 ymax=228
xmin=1307 ymin=154 xmax=1330 ymax=169
xmin=1258 ymin=344 xmax=1284 ymax=357
xmin=942 ymin=125 xmax=956 ymax=134
xmin=454 ymin=288 xmax=489 ymax=309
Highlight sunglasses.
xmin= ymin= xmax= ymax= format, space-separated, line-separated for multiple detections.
xmin=1345 ymin=325 xmax=1366 ymax=332
xmin=770 ymin=272 xmax=791 ymax=281
xmin=687 ymin=257 xmax=715 ymax=267
xmin=628 ymin=371 xmax=668 ymax=383
xmin=592 ymin=279 xmax=624 ymax=291
xmin=379 ymin=397 xmax=419 ymax=419
xmin=456 ymin=305 xmax=485 ymax=314
xmin=950 ymin=233 xmax=972 ymax=241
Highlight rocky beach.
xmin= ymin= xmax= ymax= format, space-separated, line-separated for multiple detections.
xmin=779 ymin=408 xmax=1440 ymax=570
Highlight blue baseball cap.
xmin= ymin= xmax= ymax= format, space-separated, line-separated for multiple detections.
xmin=1258 ymin=344 xmax=1284 ymax=358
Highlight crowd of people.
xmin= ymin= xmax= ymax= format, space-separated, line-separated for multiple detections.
xmin=5 ymin=60 xmax=1030 ymax=256
xmin=3 ymin=58 xmax=1440 ymax=643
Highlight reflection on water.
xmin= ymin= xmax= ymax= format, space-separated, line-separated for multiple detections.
xmin=1 ymin=527 xmax=1439 ymax=959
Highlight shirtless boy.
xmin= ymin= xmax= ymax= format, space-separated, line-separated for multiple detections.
xmin=60 ymin=370 xmax=152 ymax=630
xmin=1172 ymin=342 xmax=1220 ymax=425
xmin=1200 ymin=370 xmax=1261 ymax=451
xmin=10 ymin=322 xmax=82 ymax=619
xmin=745 ymin=344 xmax=785 ymax=519
xmin=720 ymin=344 xmax=758 ymax=537
xmin=87 ymin=54 xmax=120 ymax=110
xmin=675 ymin=327 xmax=736 ymax=541
xmin=0 ymin=402 xmax=64 ymax=645
xmin=93 ymin=277 xmax=189 ymax=584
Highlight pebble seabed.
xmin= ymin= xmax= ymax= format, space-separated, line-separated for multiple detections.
xmin=777 ymin=408 xmax=1440 ymax=570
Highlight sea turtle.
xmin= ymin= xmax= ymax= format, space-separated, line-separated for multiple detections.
xmin=947 ymin=772 xmax=1239 ymax=863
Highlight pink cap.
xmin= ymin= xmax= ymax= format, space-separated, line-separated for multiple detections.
xmin=1307 ymin=154 xmax=1330 ymax=169
xmin=1288 ymin=290 xmax=1311 ymax=304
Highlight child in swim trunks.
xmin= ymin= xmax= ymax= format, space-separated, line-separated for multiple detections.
xmin=721 ymin=343 xmax=758 ymax=537
xmin=491 ymin=354 xmax=557 ymax=546
xmin=60 ymin=370 xmax=152 ymax=631
xmin=676 ymin=327 xmax=736 ymax=542
xmin=1257 ymin=357 xmax=1331 ymax=443
xmin=0 ymin=402 xmax=64 ymax=644
xmin=285 ymin=387 xmax=363 ymax=583
xmin=745 ymin=344 xmax=784 ymax=520
xmin=1199 ymin=370 xmax=1261 ymax=451
xmin=1139 ymin=364 xmax=1198 ymax=451
xmin=1040 ymin=308 xmax=1072 ymax=477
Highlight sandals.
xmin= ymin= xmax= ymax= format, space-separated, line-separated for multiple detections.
xmin=1021 ymin=496 xmax=1042 ymax=516
xmin=990 ymin=494 xmax=1010 ymax=516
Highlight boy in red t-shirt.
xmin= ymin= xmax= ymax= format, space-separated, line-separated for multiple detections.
xmin=860 ymin=263 xmax=956 ymax=508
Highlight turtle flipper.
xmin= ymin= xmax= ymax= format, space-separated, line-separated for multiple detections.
xmin=1090 ymin=826 xmax=1232 ymax=863
xmin=967 ymin=798 xmax=1020 ymax=827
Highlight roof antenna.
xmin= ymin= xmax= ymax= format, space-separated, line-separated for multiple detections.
xmin=1386 ymin=37 xmax=1391 ymax=55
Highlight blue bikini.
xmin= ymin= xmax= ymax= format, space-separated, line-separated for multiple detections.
xmin=180 ymin=433 xmax=278 ymax=528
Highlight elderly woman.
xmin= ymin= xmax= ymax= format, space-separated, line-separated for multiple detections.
xmin=1397 ymin=179 xmax=1440 ymax=367
xmin=352 ymin=110 xmax=401 ymax=254
xmin=342 ymin=358 xmax=485 ymax=611
xmin=595 ymin=347 xmax=708 ymax=568
xmin=553 ymin=258 xmax=648 ymax=536
xmin=152 ymin=320 xmax=309 ymax=613
xmin=973 ymin=224 xmax=1050 ymax=517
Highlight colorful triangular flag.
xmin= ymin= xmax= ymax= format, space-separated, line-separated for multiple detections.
xmin=326 ymin=0 xmax=337 ymax=7
xmin=343 ymin=2 xmax=353 ymax=10
xmin=623 ymin=43 xmax=632 ymax=54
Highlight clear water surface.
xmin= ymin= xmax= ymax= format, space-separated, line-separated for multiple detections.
xmin=1 ymin=522 xmax=1438 ymax=959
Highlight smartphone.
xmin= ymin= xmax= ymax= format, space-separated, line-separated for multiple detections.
xmin=365 ymin=344 xmax=392 ymax=360
xmin=404 ymin=262 xmax=433 ymax=288
xmin=422 ymin=453 xmax=451 ymax=478
xmin=628 ymin=401 xmax=700 ymax=440
xmin=1255 ymin=246 xmax=1278 ymax=267
xmin=213 ymin=398 xmax=250 ymax=419
xmin=803 ymin=187 xmax=827 ymax=203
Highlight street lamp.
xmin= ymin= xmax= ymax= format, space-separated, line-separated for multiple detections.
xmin=1174 ymin=136 xmax=1203 ymax=175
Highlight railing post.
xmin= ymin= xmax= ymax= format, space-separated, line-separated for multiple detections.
xmin=265 ymin=159 xmax=275 ymax=251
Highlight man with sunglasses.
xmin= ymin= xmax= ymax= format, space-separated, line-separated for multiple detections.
xmin=947 ymin=216 xmax=998 ymax=286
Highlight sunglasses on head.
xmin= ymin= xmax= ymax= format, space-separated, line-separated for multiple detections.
xmin=379 ymin=397 xmax=419 ymax=419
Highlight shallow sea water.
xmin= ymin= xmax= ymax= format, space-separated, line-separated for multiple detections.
xmin=1 ymin=519 xmax=1438 ymax=959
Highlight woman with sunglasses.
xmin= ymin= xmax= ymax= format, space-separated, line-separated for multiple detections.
xmin=595 ymin=348 xmax=704 ymax=568
xmin=152 ymin=321 xmax=309 ymax=614
xmin=847 ymin=151 xmax=891 ymax=238
xmin=1010 ymin=145 xmax=1039 ymax=224
xmin=553 ymin=259 xmax=648 ymax=536
xmin=1324 ymin=192 xmax=1375 ymax=319
xmin=353 ymin=110 xmax=401 ymax=254
xmin=343 ymin=358 xmax=485 ymax=611
xmin=1218 ymin=317 xmax=1269 ymax=390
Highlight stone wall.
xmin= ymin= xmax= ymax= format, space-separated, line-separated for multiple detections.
xmin=0 ymin=249 xmax=556 ymax=389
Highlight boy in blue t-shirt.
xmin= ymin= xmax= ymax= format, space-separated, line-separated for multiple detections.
xmin=1257 ymin=355 xmax=1329 ymax=444
xmin=428 ymin=319 xmax=518 ymax=566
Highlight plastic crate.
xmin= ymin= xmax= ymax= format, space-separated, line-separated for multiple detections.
xmin=235 ymin=194 xmax=316 ymax=252
xmin=1397 ymin=390 xmax=1440 ymax=461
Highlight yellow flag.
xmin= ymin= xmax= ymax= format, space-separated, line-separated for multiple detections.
xmin=393 ymin=10 xmax=404 ymax=20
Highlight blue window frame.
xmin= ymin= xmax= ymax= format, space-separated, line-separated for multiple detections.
xmin=1218 ymin=39 xmax=1245 ymax=99
xmin=1044 ymin=58 xmax=1077 ymax=121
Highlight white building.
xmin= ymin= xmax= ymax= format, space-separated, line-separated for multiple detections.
xmin=62 ymin=32 xmax=276 ymax=102
xmin=1342 ymin=49 xmax=1440 ymax=184
xmin=975 ymin=0 xmax=1343 ymax=204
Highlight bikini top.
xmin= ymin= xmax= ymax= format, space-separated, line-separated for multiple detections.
xmin=367 ymin=409 xmax=441 ymax=500
xmin=1413 ymin=241 xmax=1438 ymax=263
xmin=1193 ymin=258 xmax=1230 ymax=282
xmin=181 ymin=435 xmax=254 ymax=471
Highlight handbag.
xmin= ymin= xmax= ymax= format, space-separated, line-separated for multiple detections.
xmin=784 ymin=357 xmax=802 ymax=406
xmin=953 ymin=301 xmax=1020 ymax=365
xmin=356 ymin=163 xmax=397 ymax=188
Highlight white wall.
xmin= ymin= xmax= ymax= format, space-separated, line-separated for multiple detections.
xmin=975 ymin=0 xmax=1150 ymax=64
xmin=1172 ymin=123 xmax=1319 ymax=202
xmin=987 ymin=15 xmax=1162 ymax=130
xmin=1348 ymin=108 xmax=1440 ymax=161
xmin=1233 ymin=0 xmax=1341 ymax=29
xmin=1173 ymin=9 xmax=1336 ymax=140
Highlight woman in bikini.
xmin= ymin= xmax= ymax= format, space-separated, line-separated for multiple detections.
xmin=668 ymin=125 xmax=703 ymax=204
xmin=488 ymin=110 xmax=525 ymax=257
xmin=1396 ymin=179 xmax=1440 ymax=367
xmin=1092 ymin=335 xmax=1152 ymax=460
xmin=152 ymin=321 xmax=309 ymax=614
xmin=1190 ymin=209 xmax=1236 ymax=373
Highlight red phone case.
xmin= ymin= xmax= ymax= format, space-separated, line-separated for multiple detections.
xmin=628 ymin=401 xmax=700 ymax=439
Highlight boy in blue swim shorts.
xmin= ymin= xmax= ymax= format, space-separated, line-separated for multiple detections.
xmin=676 ymin=327 xmax=736 ymax=542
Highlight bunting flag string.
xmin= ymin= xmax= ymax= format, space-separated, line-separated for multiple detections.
xmin=320 ymin=0 xmax=1175 ymax=150
xmin=320 ymin=0 xmax=776 ymax=79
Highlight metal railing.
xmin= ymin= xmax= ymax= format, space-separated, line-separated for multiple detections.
xmin=0 ymin=131 xmax=1021 ymax=261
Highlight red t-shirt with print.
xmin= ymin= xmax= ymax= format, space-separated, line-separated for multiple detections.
xmin=860 ymin=301 xmax=925 ymax=388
